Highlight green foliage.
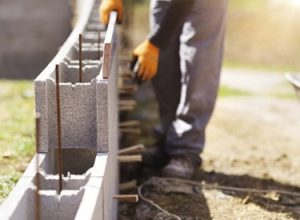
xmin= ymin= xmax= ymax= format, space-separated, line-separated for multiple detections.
xmin=218 ymin=85 xmax=252 ymax=97
xmin=0 ymin=173 xmax=19 ymax=202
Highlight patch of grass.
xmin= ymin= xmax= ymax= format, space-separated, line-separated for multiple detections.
xmin=0 ymin=173 xmax=19 ymax=202
xmin=218 ymin=85 xmax=252 ymax=97
xmin=223 ymin=59 xmax=299 ymax=73
xmin=229 ymin=0 xmax=267 ymax=11
xmin=0 ymin=80 xmax=35 ymax=202
xmin=271 ymin=92 xmax=297 ymax=100
xmin=229 ymin=0 xmax=267 ymax=12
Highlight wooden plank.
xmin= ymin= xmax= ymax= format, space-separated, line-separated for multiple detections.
xmin=102 ymin=11 xmax=118 ymax=79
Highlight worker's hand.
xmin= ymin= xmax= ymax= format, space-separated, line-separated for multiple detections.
xmin=132 ymin=40 xmax=159 ymax=81
xmin=99 ymin=0 xmax=123 ymax=25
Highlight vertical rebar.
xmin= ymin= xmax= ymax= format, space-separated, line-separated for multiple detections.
xmin=98 ymin=32 xmax=101 ymax=60
xmin=79 ymin=34 xmax=83 ymax=82
xmin=55 ymin=64 xmax=63 ymax=194
xmin=35 ymin=113 xmax=41 ymax=220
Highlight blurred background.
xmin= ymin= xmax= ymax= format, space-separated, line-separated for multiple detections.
xmin=0 ymin=0 xmax=72 ymax=79
xmin=125 ymin=0 xmax=300 ymax=72
xmin=1 ymin=1 xmax=300 ymax=217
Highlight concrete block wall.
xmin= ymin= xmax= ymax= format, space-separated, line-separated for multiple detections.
xmin=0 ymin=0 xmax=120 ymax=219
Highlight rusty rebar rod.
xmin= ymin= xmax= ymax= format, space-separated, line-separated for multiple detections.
xmin=98 ymin=32 xmax=101 ymax=60
xmin=55 ymin=64 xmax=63 ymax=194
xmin=79 ymin=34 xmax=83 ymax=82
xmin=35 ymin=113 xmax=41 ymax=220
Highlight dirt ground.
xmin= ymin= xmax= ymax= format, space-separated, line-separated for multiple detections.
xmin=199 ymin=70 xmax=300 ymax=219
xmin=120 ymin=69 xmax=300 ymax=219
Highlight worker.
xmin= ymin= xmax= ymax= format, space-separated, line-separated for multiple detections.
xmin=100 ymin=0 xmax=227 ymax=179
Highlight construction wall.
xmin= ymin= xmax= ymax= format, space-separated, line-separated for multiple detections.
xmin=0 ymin=0 xmax=72 ymax=79
xmin=0 ymin=1 xmax=121 ymax=219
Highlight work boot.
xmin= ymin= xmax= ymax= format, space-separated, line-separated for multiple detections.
xmin=142 ymin=145 xmax=170 ymax=169
xmin=161 ymin=157 xmax=198 ymax=179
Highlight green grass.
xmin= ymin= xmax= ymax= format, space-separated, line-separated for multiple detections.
xmin=218 ymin=85 xmax=252 ymax=97
xmin=223 ymin=59 xmax=300 ymax=73
xmin=228 ymin=0 xmax=267 ymax=11
xmin=0 ymin=80 xmax=35 ymax=202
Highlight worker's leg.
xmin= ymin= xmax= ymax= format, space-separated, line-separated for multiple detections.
xmin=165 ymin=0 xmax=228 ymax=165
xmin=150 ymin=0 xmax=182 ymax=136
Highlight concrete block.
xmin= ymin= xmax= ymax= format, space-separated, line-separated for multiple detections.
xmin=0 ymin=151 xmax=108 ymax=220
xmin=86 ymin=23 xmax=106 ymax=32
xmin=82 ymin=31 xmax=106 ymax=43
xmin=75 ymin=153 xmax=107 ymax=220
xmin=96 ymin=79 xmax=109 ymax=152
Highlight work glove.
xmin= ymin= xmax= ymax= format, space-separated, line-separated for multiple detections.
xmin=132 ymin=40 xmax=159 ymax=81
xmin=99 ymin=0 xmax=123 ymax=25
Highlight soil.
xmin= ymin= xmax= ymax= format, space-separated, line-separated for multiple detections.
xmin=119 ymin=69 xmax=300 ymax=219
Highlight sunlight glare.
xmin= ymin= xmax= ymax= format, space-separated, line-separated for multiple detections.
xmin=270 ymin=0 xmax=300 ymax=8
xmin=290 ymin=0 xmax=300 ymax=6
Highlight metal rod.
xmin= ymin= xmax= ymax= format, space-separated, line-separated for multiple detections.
xmin=113 ymin=194 xmax=139 ymax=203
xmin=35 ymin=113 xmax=41 ymax=220
xmin=79 ymin=34 xmax=83 ymax=83
xmin=119 ymin=128 xmax=142 ymax=135
xmin=98 ymin=32 xmax=101 ymax=60
xmin=119 ymin=120 xmax=140 ymax=128
xmin=118 ymin=144 xmax=144 ymax=155
xmin=118 ymin=155 xmax=142 ymax=163
xmin=119 ymin=180 xmax=137 ymax=191
xmin=55 ymin=64 xmax=63 ymax=194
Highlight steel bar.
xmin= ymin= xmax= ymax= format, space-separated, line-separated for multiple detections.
xmin=35 ymin=113 xmax=41 ymax=220
xmin=55 ymin=64 xmax=63 ymax=194
xmin=119 ymin=99 xmax=136 ymax=110
xmin=119 ymin=128 xmax=141 ymax=135
xmin=98 ymin=32 xmax=101 ymax=60
xmin=119 ymin=180 xmax=137 ymax=191
xmin=118 ymin=155 xmax=142 ymax=163
xmin=119 ymin=106 xmax=135 ymax=112
xmin=119 ymin=120 xmax=140 ymax=128
xmin=79 ymin=34 xmax=83 ymax=83
xmin=113 ymin=194 xmax=139 ymax=203
xmin=118 ymin=144 xmax=144 ymax=155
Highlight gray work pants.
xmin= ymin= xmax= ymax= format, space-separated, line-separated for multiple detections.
xmin=150 ymin=0 xmax=227 ymax=164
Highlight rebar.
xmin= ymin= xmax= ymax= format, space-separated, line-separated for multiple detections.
xmin=35 ymin=113 xmax=41 ymax=220
xmin=79 ymin=34 xmax=83 ymax=82
xmin=55 ymin=64 xmax=63 ymax=194
xmin=98 ymin=32 xmax=101 ymax=60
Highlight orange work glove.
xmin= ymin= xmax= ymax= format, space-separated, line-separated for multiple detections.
xmin=99 ymin=0 xmax=123 ymax=25
xmin=132 ymin=40 xmax=160 ymax=81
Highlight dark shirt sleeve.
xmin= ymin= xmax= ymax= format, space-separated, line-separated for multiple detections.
xmin=148 ymin=0 xmax=196 ymax=49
